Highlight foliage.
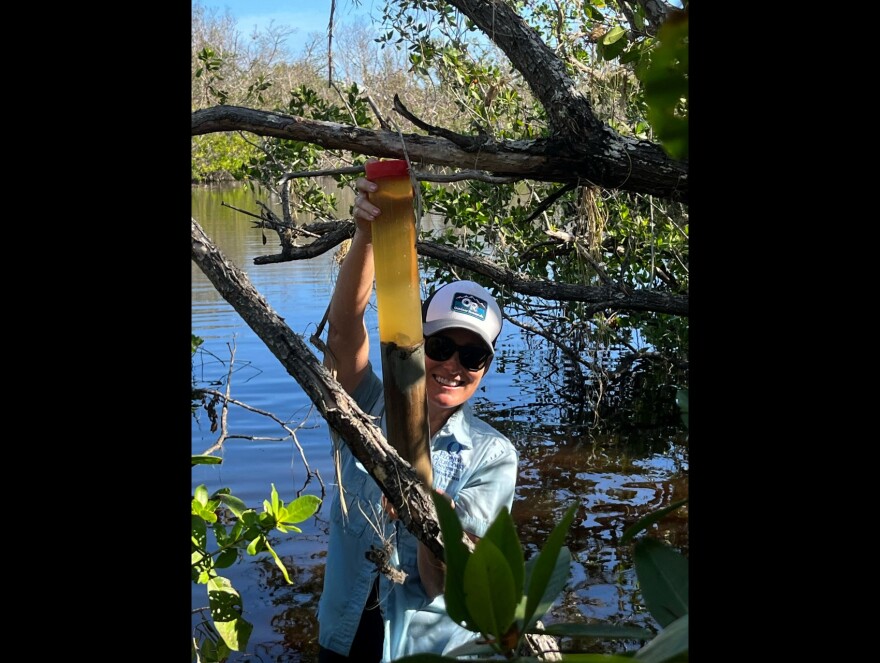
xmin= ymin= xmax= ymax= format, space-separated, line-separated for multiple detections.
xmin=192 ymin=335 xmax=322 ymax=662
xmin=238 ymin=82 xmax=376 ymax=214
xmin=394 ymin=494 xmax=687 ymax=661
xmin=190 ymin=0 xmax=690 ymax=427
xmin=191 ymin=133 xmax=261 ymax=183
xmin=635 ymin=11 xmax=688 ymax=161
xmin=191 ymin=478 xmax=321 ymax=662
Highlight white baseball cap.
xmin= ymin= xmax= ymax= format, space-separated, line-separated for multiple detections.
xmin=422 ymin=280 xmax=502 ymax=352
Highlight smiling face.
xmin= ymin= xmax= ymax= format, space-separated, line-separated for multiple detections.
xmin=424 ymin=327 xmax=491 ymax=433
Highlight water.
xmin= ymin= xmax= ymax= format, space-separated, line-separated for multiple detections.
xmin=191 ymin=183 xmax=689 ymax=661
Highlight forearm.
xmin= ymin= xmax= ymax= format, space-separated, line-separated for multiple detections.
xmin=324 ymin=220 xmax=375 ymax=393
xmin=417 ymin=541 xmax=446 ymax=600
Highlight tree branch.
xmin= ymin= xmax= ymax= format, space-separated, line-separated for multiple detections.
xmin=191 ymin=105 xmax=687 ymax=204
xmin=191 ymin=216 xmax=446 ymax=563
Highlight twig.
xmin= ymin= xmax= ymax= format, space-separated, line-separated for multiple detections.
xmin=198 ymin=387 xmax=325 ymax=492
xmin=365 ymin=92 xmax=391 ymax=131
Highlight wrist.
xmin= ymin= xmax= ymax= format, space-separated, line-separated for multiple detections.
xmin=354 ymin=220 xmax=373 ymax=239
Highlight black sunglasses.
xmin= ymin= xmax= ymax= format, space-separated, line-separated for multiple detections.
xmin=424 ymin=334 xmax=492 ymax=372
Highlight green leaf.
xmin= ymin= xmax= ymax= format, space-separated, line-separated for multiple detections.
xmin=640 ymin=13 xmax=688 ymax=159
xmin=215 ymin=548 xmax=238 ymax=569
xmin=523 ymin=546 xmax=571 ymax=633
xmin=620 ymin=498 xmax=689 ymax=545
xmin=192 ymin=515 xmax=207 ymax=551
xmin=602 ymin=26 xmax=627 ymax=45
xmin=480 ymin=506 xmax=524 ymax=599
xmin=270 ymin=483 xmax=281 ymax=513
xmin=634 ymin=538 xmax=688 ymax=628
xmin=194 ymin=484 xmax=209 ymax=507
xmin=216 ymin=493 xmax=248 ymax=519
xmin=599 ymin=25 xmax=628 ymax=62
xmin=522 ymin=503 xmax=577 ymax=631
xmin=192 ymin=454 xmax=222 ymax=466
xmin=463 ymin=539 xmax=516 ymax=641
xmin=241 ymin=511 xmax=258 ymax=527
xmin=207 ymin=576 xmax=243 ymax=621
xmin=262 ymin=536 xmax=293 ymax=584
xmin=206 ymin=576 xmax=253 ymax=651
xmin=284 ymin=494 xmax=322 ymax=522
xmin=214 ymin=618 xmax=253 ymax=653
xmin=601 ymin=36 xmax=628 ymax=61
xmin=433 ymin=492 xmax=473 ymax=627
xmin=195 ymin=505 xmax=218 ymax=524
xmin=634 ymin=613 xmax=688 ymax=662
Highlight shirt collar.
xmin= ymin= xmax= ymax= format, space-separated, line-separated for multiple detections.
xmin=432 ymin=402 xmax=475 ymax=449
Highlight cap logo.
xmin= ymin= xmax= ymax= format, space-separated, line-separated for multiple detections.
xmin=451 ymin=292 xmax=487 ymax=321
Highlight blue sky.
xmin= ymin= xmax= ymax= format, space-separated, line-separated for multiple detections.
xmin=196 ymin=1 xmax=375 ymax=54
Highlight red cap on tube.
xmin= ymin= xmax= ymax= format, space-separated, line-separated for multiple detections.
xmin=365 ymin=159 xmax=409 ymax=179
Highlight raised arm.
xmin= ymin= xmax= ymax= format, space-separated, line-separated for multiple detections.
xmin=323 ymin=171 xmax=381 ymax=394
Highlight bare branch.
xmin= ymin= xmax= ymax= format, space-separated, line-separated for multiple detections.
xmin=196 ymin=387 xmax=325 ymax=493
xmin=191 ymin=105 xmax=688 ymax=204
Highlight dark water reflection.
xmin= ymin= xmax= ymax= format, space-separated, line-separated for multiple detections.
xmin=191 ymin=183 xmax=688 ymax=660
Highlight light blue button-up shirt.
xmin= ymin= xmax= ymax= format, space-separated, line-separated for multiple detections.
xmin=317 ymin=365 xmax=519 ymax=660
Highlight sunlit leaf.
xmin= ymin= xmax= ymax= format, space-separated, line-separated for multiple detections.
xmin=599 ymin=25 xmax=628 ymax=61
xmin=270 ymin=483 xmax=281 ymax=513
xmin=207 ymin=576 xmax=244 ymax=621
xmin=192 ymin=455 xmax=222 ymax=466
xmin=285 ymin=494 xmax=322 ymax=522
xmin=192 ymin=515 xmax=207 ymax=550
xmin=262 ymin=537 xmax=293 ymax=584
xmin=194 ymin=484 xmax=209 ymax=506
xmin=602 ymin=26 xmax=627 ymax=45
xmin=214 ymin=618 xmax=253 ymax=653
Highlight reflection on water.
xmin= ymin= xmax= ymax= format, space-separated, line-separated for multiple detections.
xmin=191 ymin=183 xmax=688 ymax=660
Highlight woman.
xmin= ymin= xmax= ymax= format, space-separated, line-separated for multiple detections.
xmin=317 ymin=165 xmax=518 ymax=661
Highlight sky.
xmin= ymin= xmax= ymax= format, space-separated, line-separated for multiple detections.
xmin=196 ymin=1 xmax=376 ymax=54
